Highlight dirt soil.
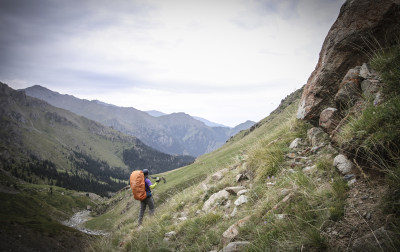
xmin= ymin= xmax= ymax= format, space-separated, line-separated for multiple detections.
xmin=325 ymin=172 xmax=392 ymax=251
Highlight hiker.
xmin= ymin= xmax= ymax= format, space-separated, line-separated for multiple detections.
xmin=138 ymin=169 xmax=160 ymax=225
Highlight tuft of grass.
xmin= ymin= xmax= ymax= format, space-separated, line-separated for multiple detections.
xmin=337 ymin=88 xmax=400 ymax=171
xmin=370 ymin=44 xmax=400 ymax=98
xmin=336 ymin=42 xmax=400 ymax=239
xmin=248 ymin=143 xmax=286 ymax=181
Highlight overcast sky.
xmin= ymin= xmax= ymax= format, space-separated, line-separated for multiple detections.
xmin=0 ymin=0 xmax=344 ymax=127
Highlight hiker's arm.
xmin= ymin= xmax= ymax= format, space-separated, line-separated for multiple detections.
xmin=149 ymin=182 xmax=158 ymax=189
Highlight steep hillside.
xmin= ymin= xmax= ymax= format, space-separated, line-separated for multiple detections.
xmin=88 ymin=51 xmax=400 ymax=250
xmin=0 ymin=83 xmax=194 ymax=196
xmin=85 ymin=1 xmax=400 ymax=251
xmin=25 ymin=86 xmax=254 ymax=157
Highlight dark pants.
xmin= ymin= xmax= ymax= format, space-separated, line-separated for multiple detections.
xmin=138 ymin=196 xmax=155 ymax=225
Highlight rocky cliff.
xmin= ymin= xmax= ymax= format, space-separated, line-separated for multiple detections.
xmin=297 ymin=0 xmax=400 ymax=124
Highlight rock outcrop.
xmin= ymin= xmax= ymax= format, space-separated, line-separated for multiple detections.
xmin=297 ymin=0 xmax=400 ymax=124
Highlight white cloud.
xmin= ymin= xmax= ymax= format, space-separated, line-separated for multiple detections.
xmin=1 ymin=0 xmax=345 ymax=126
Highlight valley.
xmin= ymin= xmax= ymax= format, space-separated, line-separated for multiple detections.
xmin=1 ymin=0 xmax=400 ymax=251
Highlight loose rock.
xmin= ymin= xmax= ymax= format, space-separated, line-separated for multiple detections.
xmin=307 ymin=127 xmax=328 ymax=147
xmin=225 ymin=186 xmax=245 ymax=195
xmin=203 ymin=190 xmax=230 ymax=212
xmin=289 ymin=138 xmax=303 ymax=149
xmin=212 ymin=168 xmax=228 ymax=181
xmin=234 ymin=195 xmax=248 ymax=206
xmin=221 ymin=241 xmax=251 ymax=252
xmin=236 ymin=173 xmax=248 ymax=183
xmin=333 ymin=154 xmax=354 ymax=175
xmin=334 ymin=67 xmax=362 ymax=109
xmin=319 ymin=107 xmax=341 ymax=133
xmin=222 ymin=216 xmax=250 ymax=244
xmin=237 ymin=189 xmax=248 ymax=196
xmin=302 ymin=165 xmax=317 ymax=174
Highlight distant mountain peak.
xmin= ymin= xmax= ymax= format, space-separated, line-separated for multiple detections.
xmin=92 ymin=100 xmax=117 ymax=107
xmin=25 ymin=85 xmax=256 ymax=156
xmin=192 ymin=116 xmax=228 ymax=128
xmin=145 ymin=110 xmax=166 ymax=117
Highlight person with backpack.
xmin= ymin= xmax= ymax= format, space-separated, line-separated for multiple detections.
xmin=130 ymin=169 xmax=160 ymax=226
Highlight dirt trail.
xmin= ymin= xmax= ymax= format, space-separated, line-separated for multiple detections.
xmin=326 ymin=175 xmax=389 ymax=251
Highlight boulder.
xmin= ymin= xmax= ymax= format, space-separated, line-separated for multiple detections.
xmin=202 ymin=190 xmax=230 ymax=212
xmin=289 ymin=138 xmax=303 ymax=149
xmin=221 ymin=241 xmax=251 ymax=252
xmin=225 ymin=200 xmax=232 ymax=209
xmin=359 ymin=63 xmax=372 ymax=79
xmin=235 ymin=173 xmax=248 ymax=183
xmin=177 ymin=217 xmax=187 ymax=222
xmin=163 ymin=231 xmax=176 ymax=241
xmin=373 ymin=91 xmax=385 ymax=106
xmin=334 ymin=67 xmax=362 ymax=109
xmin=297 ymin=0 xmax=400 ymax=123
xmin=319 ymin=108 xmax=341 ymax=133
xmin=222 ymin=216 xmax=250 ymax=244
xmin=212 ymin=168 xmax=228 ymax=181
xmin=164 ymin=231 xmax=176 ymax=238
xmin=307 ymin=127 xmax=328 ymax=147
xmin=237 ymin=189 xmax=248 ymax=196
xmin=212 ymin=172 xmax=223 ymax=181
xmin=361 ymin=79 xmax=380 ymax=97
xmin=230 ymin=207 xmax=238 ymax=217
xmin=333 ymin=154 xmax=354 ymax=175
xmin=302 ymin=165 xmax=317 ymax=174
xmin=234 ymin=195 xmax=248 ymax=206
xmin=225 ymin=186 xmax=245 ymax=195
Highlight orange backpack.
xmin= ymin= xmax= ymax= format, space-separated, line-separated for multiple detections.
xmin=130 ymin=170 xmax=147 ymax=200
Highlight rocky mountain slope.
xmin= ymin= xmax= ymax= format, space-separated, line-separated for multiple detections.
xmin=0 ymin=83 xmax=194 ymax=196
xmin=84 ymin=0 xmax=400 ymax=251
xmin=24 ymin=86 xmax=255 ymax=157
xmin=1 ymin=0 xmax=399 ymax=251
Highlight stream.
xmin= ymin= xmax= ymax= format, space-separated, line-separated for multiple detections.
xmin=62 ymin=210 xmax=108 ymax=236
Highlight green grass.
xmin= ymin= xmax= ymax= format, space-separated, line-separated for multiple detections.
xmin=370 ymin=44 xmax=400 ymax=98
xmin=337 ymin=44 xmax=400 ymax=171
xmin=86 ymin=98 xmax=352 ymax=251
xmin=0 ymin=182 xmax=97 ymax=234
xmin=336 ymin=42 xmax=400 ymax=246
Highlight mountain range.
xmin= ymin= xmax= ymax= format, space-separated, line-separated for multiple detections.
xmin=146 ymin=110 xmax=228 ymax=128
xmin=2 ymin=0 xmax=400 ymax=251
xmin=25 ymin=85 xmax=255 ymax=157
xmin=0 ymin=82 xmax=194 ymax=196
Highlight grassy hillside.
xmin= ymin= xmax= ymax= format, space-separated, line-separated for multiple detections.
xmin=86 ymin=90 xmax=332 ymax=251
xmin=86 ymin=45 xmax=400 ymax=251
xmin=0 ymin=83 xmax=194 ymax=197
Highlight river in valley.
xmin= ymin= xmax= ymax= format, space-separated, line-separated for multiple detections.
xmin=62 ymin=210 xmax=108 ymax=236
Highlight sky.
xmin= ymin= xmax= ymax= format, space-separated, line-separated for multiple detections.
xmin=0 ymin=0 xmax=345 ymax=127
